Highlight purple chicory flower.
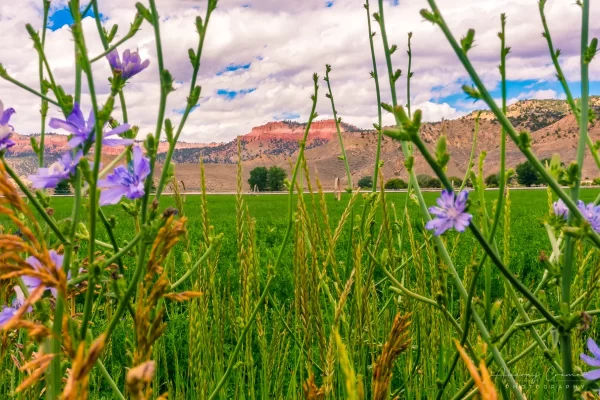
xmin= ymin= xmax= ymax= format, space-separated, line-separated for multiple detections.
xmin=577 ymin=200 xmax=600 ymax=233
xmin=28 ymin=151 xmax=83 ymax=189
xmin=0 ymin=306 xmax=16 ymax=327
xmin=98 ymin=146 xmax=150 ymax=205
xmin=0 ymin=286 xmax=29 ymax=328
xmin=49 ymin=102 xmax=133 ymax=149
xmin=425 ymin=190 xmax=472 ymax=236
xmin=0 ymin=100 xmax=16 ymax=152
xmin=107 ymin=49 xmax=150 ymax=80
xmin=581 ymin=338 xmax=600 ymax=381
xmin=24 ymin=250 xmax=65 ymax=298
xmin=553 ymin=199 xmax=568 ymax=220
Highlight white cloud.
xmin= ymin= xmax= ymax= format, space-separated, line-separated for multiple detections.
xmin=0 ymin=0 xmax=597 ymax=143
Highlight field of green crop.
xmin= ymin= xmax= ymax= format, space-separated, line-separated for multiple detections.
xmin=28 ymin=188 xmax=597 ymax=399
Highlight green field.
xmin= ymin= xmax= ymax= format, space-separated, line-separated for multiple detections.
xmin=49 ymin=188 xmax=600 ymax=292
xmin=3 ymin=187 xmax=600 ymax=399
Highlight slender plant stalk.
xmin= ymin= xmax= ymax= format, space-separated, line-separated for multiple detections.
xmin=560 ymin=1 xmax=590 ymax=396
xmin=2 ymin=161 xmax=68 ymax=243
xmin=71 ymin=2 xmax=108 ymax=339
xmin=364 ymin=1 xmax=383 ymax=192
xmin=423 ymin=0 xmax=600 ymax=249
xmin=377 ymin=2 xmax=524 ymax=396
xmin=324 ymin=65 xmax=352 ymax=191
xmin=539 ymin=0 xmax=600 ymax=172
xmin=156 ymin=0 xmax=217 ymax=199
xmin=38 ymin=1 xmax=50 ymax=167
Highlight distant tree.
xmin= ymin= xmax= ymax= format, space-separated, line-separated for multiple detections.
xmin=516 ymin=160 xmax=545 ymax=187
xmin=593 ymin=177 xmax=600 ymax=186
xmin=54 ymin=180 xmax=72 ymax=195
xmin=485 ymin=173 xmax=500 ymax=187
xmin=267 ymin=166 xmax=287 ymax=191
xmin=248 ymin=166 xmax=269 ymax=191
xmin=448 ymin=176 xmax=462 ymax=187
xmin=357 ymin=176 xmax=373 ymax=189
xmin=417 ymin=174 xmax=441 ymax=188
xmin=384 ymin=178 xmax=407 ymax=190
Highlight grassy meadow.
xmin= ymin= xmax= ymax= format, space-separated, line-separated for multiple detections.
xmin=16 ymin=187 xmax=595 ymax=399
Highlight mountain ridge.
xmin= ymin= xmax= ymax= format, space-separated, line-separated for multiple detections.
xmin=6 ymin=98 xmax=600 ymax=191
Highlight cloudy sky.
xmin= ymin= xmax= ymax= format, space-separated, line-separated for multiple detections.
xmin=0 ymin=0 xmax=599 ymax=143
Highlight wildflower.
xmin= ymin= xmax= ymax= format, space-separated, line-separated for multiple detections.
xmin=49 ymin=102 xmax=132 ymax=149
xmin=107 ymin=49 xmax=150 ymax=80
xmin=553 ymin=199 xmax=568 ymax=220
xmin=23 ymin=250 xmax=65 ymax=297
xmin=0 ymin=286 xmax=27 ymax=328
xmin=581 ymin=338 xmax=600 ymax=381
xmin=425 ymin=190 xmax=472 ymax=235
xmin=0 ymin=306 xmax=16 ymax=327
xmin=98 ymin=146 xmax=150 ymax=205
xmin=28 ymin=151 xmax=82 ymax=189
xmin=577 ymin=200 xmax=600 ymax=233
xmin=0 ymin=100 xmax=16 ymax=151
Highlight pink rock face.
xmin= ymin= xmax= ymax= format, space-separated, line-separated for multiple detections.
xmin=245 ymin=119 xmax=342 ymax=142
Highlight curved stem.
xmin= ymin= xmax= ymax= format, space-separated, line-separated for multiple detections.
xmin=2 ymin=160 xmax=68 ymax=244
xmin=155 ymin=2 xmax=216 ymax=200
xmin=324 ymin=67 xmax=352 ymax=190
xmin=72 ymin=6 xmax=107 ymax=339
xmin=141 ymin=0 xmax=168 ymax=224
xmin=425 ymin=0 xmax=600 ymax=249
xmin=170 ymin=243 xmax=214 ymax=290
xmin=38 ymin=1 xmax=50 ymax=167
xmin=364 ymin=1 xmax=383 ymax=192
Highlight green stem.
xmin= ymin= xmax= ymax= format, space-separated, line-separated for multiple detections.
xmin=365 ymin=1 xmax=383 ymax=192
xmin=96 ymin=359 xmax=126 ymax=400
xmin=38 ymin=1 xmax=50 ymax=167
xmin=560 ymin=2 xmax=589 ymax=396
xmin=89 ymin=24 xmax=142 ymax=63
xmin=539 ymin=0 xmax=600 ymax=172
xmin=170 ymin=243 xmax=215 ymax=290
xmin=411 ymin=134 xmax=559 ymax=326
xmin=0 ymin=74 xmax=60 ymax=107
xmin=2 ymin=160 xmax=68 ymax=244
xmin=324 ymin=67 xmax=352 ymax=190
xmin=141 ymin=0 xmax=168 ymax=223
xmin=208 ymin=276 xmax=272 ymax=400
xmin=72 ymin=6 xmax=107 ymax=339
xmin=155 ymin=2 xmax=216 ymax=199
xmin=424 ymin=0 xmax=600 ymax=250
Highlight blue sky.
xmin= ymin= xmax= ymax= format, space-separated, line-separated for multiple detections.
xmin=47 ymin=6 xmax=104 ymax=31
xmin=434 ymin=80 xmax=600 ymax=113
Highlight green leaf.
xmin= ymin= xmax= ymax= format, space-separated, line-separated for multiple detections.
xmin=585 ymin=38 xmax=598 ymax=64
xmin=460 ymin=29 xmax=476 ymax=53
xmin=462 ymin=85 xmax=482 ymax=101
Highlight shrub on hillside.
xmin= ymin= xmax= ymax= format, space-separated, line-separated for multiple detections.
xmin=384 ymin=178 xmax=407 ymax=190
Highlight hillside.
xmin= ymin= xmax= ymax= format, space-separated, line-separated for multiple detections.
xmin=6 ymin=99 xmax=600 ymax=192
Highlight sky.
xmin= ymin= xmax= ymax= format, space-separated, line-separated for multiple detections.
xmin=0 ymin=0 xmax=599 ymax=144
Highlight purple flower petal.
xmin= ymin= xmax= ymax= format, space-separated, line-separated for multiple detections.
xmin=583 ymin=369 xmax=600 ymax=381
xmin=103 ymin=138 xmax=135 ymax=147
xmin=581 ymin=353 xmax=600 ymax=367
xmin=0 ymin=107 xmax=15 ymax=126
xmin=588 ymin=338 xmax=600 ymax=359
xmin=104 ymin=123 xmax=131 ymax=138
xmin=426 ymin=190 xmax=472 ymax=236
xmin=133 ymin=146 xmax=150 ymax=179
xmin=100 ymin=186 xmax=128 ymax=205
xmin=0 ymin=306 xmax=17 ymax=327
